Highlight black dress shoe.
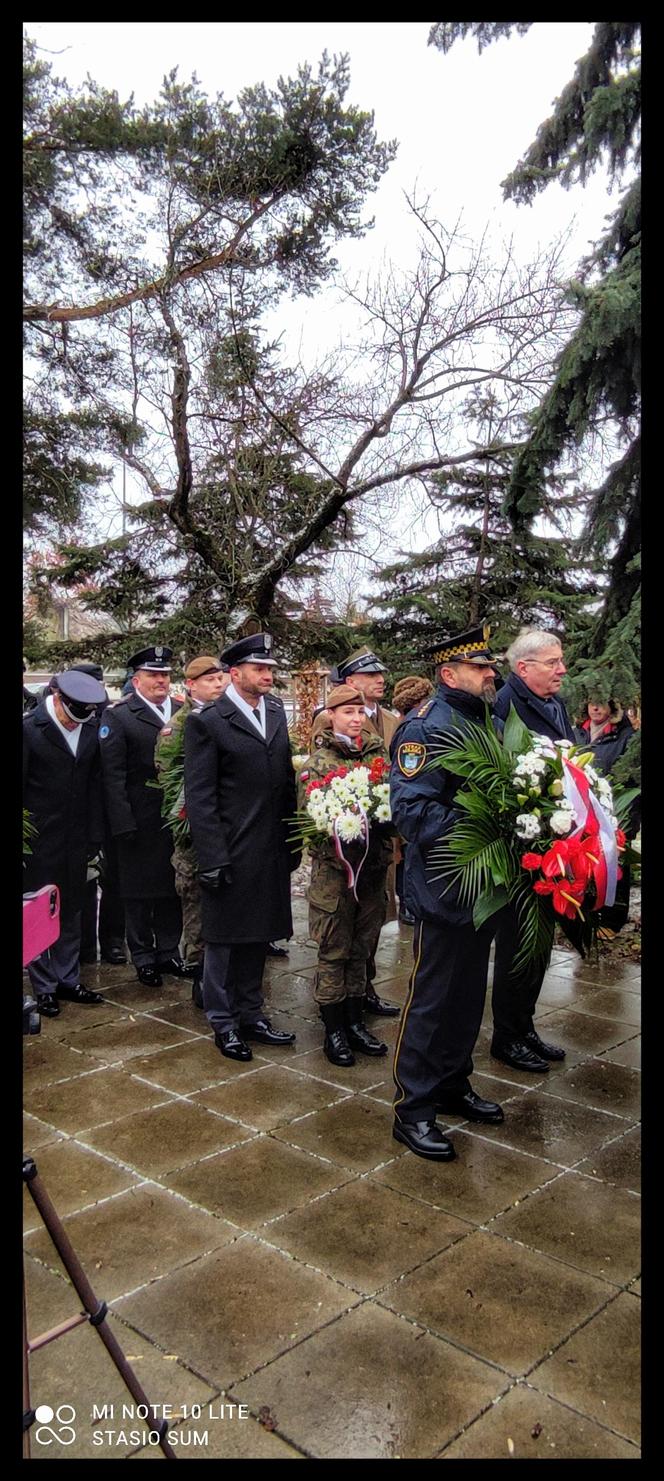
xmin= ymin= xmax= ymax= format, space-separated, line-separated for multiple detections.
xmin=526 ymin=1028 xmax=566 ymax=1061
xmin=157 ymin=957 xmax=193 ymax=979
xmin=36 ymin=994 xmax=60 ymax=1018
xmin=363 ymin=989 xmax=400 ymax=1018
xmin=491 ymin=1038 xmax=549 ymax=1073
xmin=100 ymin=947 xmax=127 ymax=965
xmin=393 ymin=1120 xmax=456 ymax=1160
xmin=266 ymin=943 xmax=289 ymax=958
xmin=436 ymin=1088 xmax=504 ymax=1124
xmin=136 ymin=965 xmax=163 ymax=988
xmin=57 ymin=983 xmax=105 ymax=1005
xmin=214 ymin=1030 xmax=253 ymax=1062
xmin=239 ymin=1018 xmax=296 ymax=1046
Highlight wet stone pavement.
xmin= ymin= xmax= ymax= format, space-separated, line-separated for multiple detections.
xmin=23 ymin=902 xmax=641 ymax=1460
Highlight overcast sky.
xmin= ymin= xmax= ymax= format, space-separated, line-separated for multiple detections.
xmin=25 ymin=23 xmax=617 ymax=585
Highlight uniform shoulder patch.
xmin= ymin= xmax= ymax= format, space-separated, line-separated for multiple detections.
xmin=99 ymin=723 xmax=110 ymax=739
xmin=416 ymin=699 xmax=435 ymax=718
xmin=397 ymin=740 xmax=427 ymax=776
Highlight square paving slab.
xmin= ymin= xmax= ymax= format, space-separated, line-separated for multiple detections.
xmin=492 ymin=1170 xmax=641 ymax=1285
xmin=114 ymin=1237 xmax=354 ymax=1390
xmin=273 ymin=1096 xmax=408 ymax=1172
xmin=380 ymin=1228 xmax=612 ymax=1376
xmin=127 ymin=1038 xmax=247 ymax=1094
xmin=543 ymin=1057 xmax=641 ymax=1119
xmin=565 ymin=987 xmax=640 ymax=1026
xmin=24 ymin=1139 xmax=141 ymax=1231
xmin=27 ymin=1067 xmax=175 ymax=1136
xmin=191 ymin=1063 xmax=352 ymax=1131
xmin=84 ymin=1099 xmax=254 ymax=1175
xmin=24 ymin=1113 xmax=65 ymax=1150
xmin=439 ymin=1383 xmax=640 ymax=1460
xmin=25 ymin=1182 xmax=238 ymax=1299
xmin=23 ymin=1037 xmax=102 ymax=1091
xmin=371 ymin=1131 xmax=560 ymax=1226
xmin=290 ymin=1048 xmax=394 ymax=1091
xmin=475 ymin=1089 xmax=633 ymax=1167
xmin=231 ymin=1302 xmax=507 ymax=1459
xmin=530 ymin=1292 xmax=641 ymax=1445
xmin=576 ymin=1124 xmax=641 ymax=1193
xmin=61 ymin=1016 xmax=200 ymax=1064
xmin=526 ymin=1008 xmax=639 ymax=1063
xmin=163 ymin=1136 xmax=352 ymax=1228
xmin=266 ymin=1177 xmax=471 ymax=1294
xmin=597 ymin=1035 xmax=641 ymax=1069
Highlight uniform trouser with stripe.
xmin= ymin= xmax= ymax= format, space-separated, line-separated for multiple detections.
xmin=27 ymin=910 xmax=82 ymax=997
xmin=203 ymin=943 xmax=268 ymax=1035
xmin=124 ymin=897 xmax=183 ymax=967
xmin=491 ymin=904 xmax=548 ymax=1042
xmin=393 ymin=916 xmax=495 ymax=1125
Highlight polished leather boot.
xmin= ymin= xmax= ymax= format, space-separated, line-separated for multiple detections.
xmin=320 ymin=1002 xmax=355 ymax=1067
xmin=363 ymin=986 xmax=400 ymax=1018
xmin=345 ymin=997 xmax=388 ymax=1056
xmin=436 ymin=1087 xmax=504 ymax=1124
xmin=393 ymin=1120 xmax=456 ymax=1160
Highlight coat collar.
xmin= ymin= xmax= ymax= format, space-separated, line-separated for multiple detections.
xmin=126 ymin=692 xmax=181 ymax=728
xmin=31 ymin=700 xmax=94 ymax=757
xmin=214 ymin=692 xmax=283 ymax=745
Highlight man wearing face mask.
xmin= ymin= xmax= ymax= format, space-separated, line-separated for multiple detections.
xmin=23 ymin=669 xmax=107 ymax=1016
xmin=389 ymin=625 xmax=505 ymax=1161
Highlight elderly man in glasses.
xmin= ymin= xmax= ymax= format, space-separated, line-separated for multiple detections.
xmin=491 ymin=629 xmax=576 ymax=1072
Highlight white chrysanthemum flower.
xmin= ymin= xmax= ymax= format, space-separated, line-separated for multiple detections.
xmin=336 ymin=813 xmax=366 ymax=843
xmin=550 ymin=809 xmax=574 ymax=835
xmin=375 ymin=802 xmax=391 ymax=822
xmin=515 ymin=813 xmax=542 ymax=839
xmin=373 ymin=783 xmax=390 ymax=803
xmin=532 ymin=735 xmax=557 ymax=756
xmin=555 ymin=739 xmax=574 ymax=752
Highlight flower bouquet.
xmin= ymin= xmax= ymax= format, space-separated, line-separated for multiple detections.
xmin=292 ymin=757 xmax=391 ymax=896
xmin=427 ymin=705 xmax=640 ymax=970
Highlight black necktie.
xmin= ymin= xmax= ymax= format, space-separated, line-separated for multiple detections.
xmin=156 ymin=703 xmax=165 ymax=717
xmin=252 ymin=707 xmax=261 ymax=723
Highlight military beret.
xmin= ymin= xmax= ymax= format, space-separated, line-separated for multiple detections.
xmin=325 ymin=685 xmax=365 ymax=710
xmin=221 ymin=633 xmax=277 ymax=667
xmin=185 ymin=655 xmax=223 ymax=681
xmin=53 ymin=669 xmax=106 ymax=723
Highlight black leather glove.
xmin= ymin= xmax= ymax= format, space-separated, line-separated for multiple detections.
xmin=199 ymin=868 xmax=232 ymax=891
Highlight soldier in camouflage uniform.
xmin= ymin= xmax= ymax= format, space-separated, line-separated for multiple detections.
xmin=156 ymin=656 xmax=228 ymax=1002
xmin=298 ymin=685 xmax=393 ymax=1067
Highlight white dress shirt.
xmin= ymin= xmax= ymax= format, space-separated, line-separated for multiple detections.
xmin=225 ymin=682 xmax=265 ymax=736
xmin=46 ymin=693 xmax=81 ymax=755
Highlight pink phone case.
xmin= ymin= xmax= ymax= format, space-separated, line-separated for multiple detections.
xmin=23 ymin=885 xmax=61 ymax=967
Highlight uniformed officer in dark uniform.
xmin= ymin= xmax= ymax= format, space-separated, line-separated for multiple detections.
xmin=99 ymin=645 xmax=186 ymax=987
xmin=183 ymin=633 xmax=300 ymax=1061
xmin=70 ymin=661 xmax=127 ymax=967
xmin=23 ymin=669 xmax=107 ymax=1015
xmin=389 ymin=625 xmax=505 ymax=1160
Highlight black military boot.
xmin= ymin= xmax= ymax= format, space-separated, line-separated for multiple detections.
xmin=363 ymin=985 xmax=400 ymax=1018
xmin=320 ymin=1002 xmax=355 ymax=1067
xmin=345 ymin=997 xmax=388 ymax=1056
xmin=191 ymin=964 xmax=204 ymax=1010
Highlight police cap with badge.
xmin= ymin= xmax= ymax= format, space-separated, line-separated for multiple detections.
xmin=430 ymin=623 xmax=496 ymax=667
xmin=53 ymin=669 xmax=107 ymax=724
xmin=220 ymin=633 xmax=277 ymax=667
xmin=333 ymin=646 xmax=389 ymax=683
xmin=127 ymin=645 xmax=173 ymax=672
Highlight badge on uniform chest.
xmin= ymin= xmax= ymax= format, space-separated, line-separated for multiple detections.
xmin=397 ymin=741 xmax=426 ymax=776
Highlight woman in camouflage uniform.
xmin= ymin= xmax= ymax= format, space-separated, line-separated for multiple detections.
xmin=298 ymin=685 xmax=393 ymax=1067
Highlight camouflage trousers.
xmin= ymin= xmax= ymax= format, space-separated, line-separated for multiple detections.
xmin=308 ymin=857 xmax=388 ymax=1005
xmin=172 ymin=847 xmax=203 ymax=964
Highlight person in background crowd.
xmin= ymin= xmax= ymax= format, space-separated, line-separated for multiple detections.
xmin=491 ymin=628 xmax=572 ymax=1072
xmin=298 ymin=685 xmax=392 ymax=1066
xmin=23 ymin=670 xmax=107 ymax=1016
xmin=23 ymin=660 xmax=39 ymax=713
xmin=335 ymin=646 xmax=400 ymax=1018
xmin=100 ymin=645 xmax=187 ymax=988
xmin=575 ymin=695 xmax=640 ymax=938
xmin=391 ymin=675 xmax=435 ymax=927
xmin=156 ymin=655 xmax=227 ymax=1007
xmin=389 ymin=625 xmax=505 ymax=1160
xmin=70 ymin=662 xmax=128 ymax=967
xmin=183 ymin=632 xmax=300 ymax=1061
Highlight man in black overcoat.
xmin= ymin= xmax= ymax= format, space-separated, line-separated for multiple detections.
xmin=23 ymin=670 xmax=107 ymax=1016
xmin=491 ymin=628 xmax=574 ymax=1071
xmin=183 ymin=633 xmax=300 ymax=1060
xmin=99 ymin=645 xmax=185 ymax=987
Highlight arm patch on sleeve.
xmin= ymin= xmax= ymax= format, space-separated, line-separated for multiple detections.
xmin=397 ymin=741 xmax=426 ymax=776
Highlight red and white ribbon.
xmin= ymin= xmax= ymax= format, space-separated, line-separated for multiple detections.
xmin=332 ymin=802 xmax=370 ymax=901
xmin=562 ymin=758 xmax=618 ymax=909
